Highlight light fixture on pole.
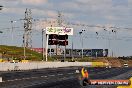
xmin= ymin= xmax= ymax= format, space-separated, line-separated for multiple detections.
xmin=10 ymin=20 xmax=17 ymax=46
xmin=0 ymin=5 xmax=3 ymax=10
xmin=79 ymin=29 xmax=85 ymax=59
xmin=0 ymin=31 xmax=3 ymax=45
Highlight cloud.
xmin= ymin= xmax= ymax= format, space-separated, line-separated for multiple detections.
xmin=112 ymin=0 xmax=128 ymax=7
xmin=105 ymin=15 xmax=117 ymax=21
xmin=47 ymin=10 xmax=57 ymax=18
xmin=34 ymin=18 xmax=58 ymax=31
xmin=32 ymin=8 xmax=57 ymax=18
xmin=1 ymin=0 xmax=132 ymax=26
xmin=2 ymin=7 xmax=25 ymax=15
xmin=21 ymin=0 xmax=47 ymax=5
xmin=1 ymin=0 xmax=18 ymax=2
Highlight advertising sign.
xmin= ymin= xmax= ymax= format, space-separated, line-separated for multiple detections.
xmin=46 ymin=27 xmax=73 ymax=35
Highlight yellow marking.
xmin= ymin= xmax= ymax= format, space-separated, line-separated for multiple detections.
xmin=117 ymin=77 xmax=132 ymax=88
xmin=92 ymin=62 xmax=106 ymax=67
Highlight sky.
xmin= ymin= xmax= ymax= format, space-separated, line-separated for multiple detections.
xmin=0 ymin=0 xmax=132 ymax=56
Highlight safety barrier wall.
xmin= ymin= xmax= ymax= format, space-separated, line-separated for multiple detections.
xmin=0 ymin=62 xmax=92 ymax=71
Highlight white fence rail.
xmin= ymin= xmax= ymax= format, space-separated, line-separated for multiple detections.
xmin=0 ymin=62 xmax=92 ymax=71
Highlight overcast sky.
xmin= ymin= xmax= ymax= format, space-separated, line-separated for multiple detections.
xmin=0 ymin=0 xmax=132 ymax=56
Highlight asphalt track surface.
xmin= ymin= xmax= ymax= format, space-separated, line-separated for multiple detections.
xmin=0 ymin=67 xmax=132 ymax=88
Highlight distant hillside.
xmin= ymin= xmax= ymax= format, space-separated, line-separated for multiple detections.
xmin=0 ymin=45 xmax=43 ymax=61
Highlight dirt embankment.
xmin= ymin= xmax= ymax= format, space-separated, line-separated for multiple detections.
xmin=94 ymin=57 xmax=132 ymax=67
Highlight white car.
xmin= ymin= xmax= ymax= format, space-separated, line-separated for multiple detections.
xmin=124 ymin=64 xmax=128 ymax=67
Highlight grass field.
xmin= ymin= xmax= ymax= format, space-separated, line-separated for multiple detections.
xmin=0 ymin=45 xmax=42 ymax=61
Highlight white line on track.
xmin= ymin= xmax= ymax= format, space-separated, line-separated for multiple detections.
xmin=4 ymin=72 xmax=72 ymax=82
xmin=22 ymin=78 xmax=30 ymax=80
xmin=7 ymin=80 xmax=15 ymax=82
xmin=58 ymin=74 xmax=63 ymax=76
xmin=5 ymin=75 xmax=47 ymax=82
xmin=31 ymin=77 xmax=38 ymax=79
xmin=44 ymin=76 xmax=48 ymax=77
xmin=48 ymin=75 xmax=55 ymax=77
xmin=68 ymin=73 xmax=74 ymax=75
xmin=40 ymin=76 xmax=45 ymax=77
xmin=14 ymin=79 xmax=22 ymax=81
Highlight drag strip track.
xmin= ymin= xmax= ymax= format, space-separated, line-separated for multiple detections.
xmin=0 ymin=67 xmax=132 ymax=88
xmin=24 ymin=67 xmax=132 ymax=88
xmin=89 ymin=67 xmax=132 ymax=79
xmin=25 ymin=77 xmax=81 ymax=88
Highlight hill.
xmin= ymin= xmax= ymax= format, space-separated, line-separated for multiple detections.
xmin=0 ymin=45 xmax=43 ymax=61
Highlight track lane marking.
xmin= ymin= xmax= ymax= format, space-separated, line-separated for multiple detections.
xmin=44 ymin=76 xmax=48 ymax=77
xmin=4 ymin=72 xmax=73 ymax=82
xmin=22 ymin=78 xmax=30 ymax=80
xmin=31 ymin=77 xmax=38 ymax=79
xmin=48 ymin=75 xmax=55 ymax=77
xmin=58 ymin=74 xmax=63 ymax=76
xmin=68 ymin=73 xmax=74 ymax=75
xmin=14 ymin=79 xmax=22 ymax=81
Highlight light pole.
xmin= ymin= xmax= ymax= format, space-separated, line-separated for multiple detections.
xmin=10 ymin=20 xmax=17 ymax=60
xmin=79 ymin=30 xmax=85 ymax=59
xmin=71 ymin=36 xmax=74 ymax=59
xmin=111 ymin=29 xmax=117 ymax=57
xmin=45 ymin=34 xmax=49 ymax=61
xmin=103 ymin=29 xmax=111 ymax=57
xmin=10 ymin=20 xmax=16 ymax=46
xmin=103 ymin=29 xmax=116 ymax=57
xmin=42 ymin=29 xmax=45 ymax=61
xmin=0 ymin=31 xmax=3 ymax=45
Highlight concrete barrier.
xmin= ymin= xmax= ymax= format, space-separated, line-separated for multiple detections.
xmin=0 ymin=62 xmax=92 ymax=71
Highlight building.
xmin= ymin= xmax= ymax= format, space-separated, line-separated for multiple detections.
xmin=65 ymin=49 xmax=108 ymax=58
xmin=31 ymin=48 xmax=63 ymax=55
xmin=31 ymin=48 xmax=108 ymax=58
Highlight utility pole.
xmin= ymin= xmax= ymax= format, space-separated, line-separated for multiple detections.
xmin=22 ymin=8 xmax=33 ymax=59
xmin=57 ymin=11 xmax=66 ymax=61
xmin=56 ymin=12 xmax=62 ymax=56
xmin=23 ymin=8 xmax=33 ymax=48
xmin=58 ymin=11 xmax=63 ymax=26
